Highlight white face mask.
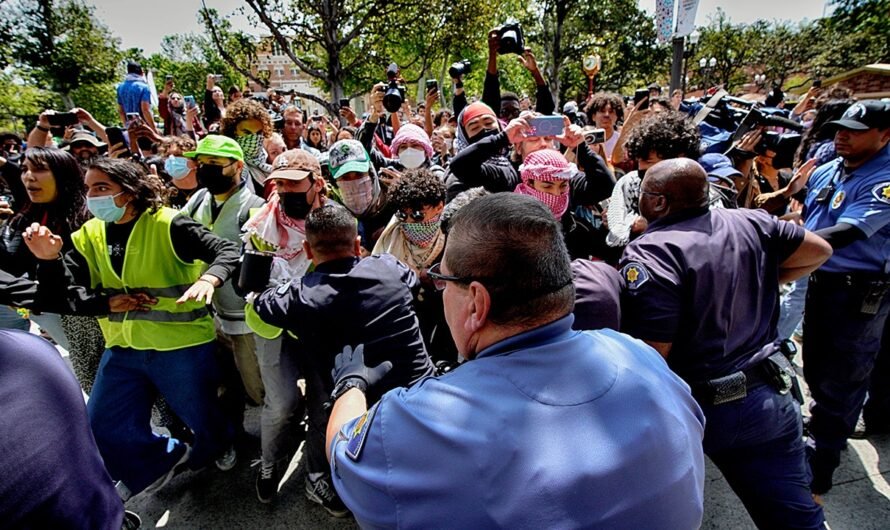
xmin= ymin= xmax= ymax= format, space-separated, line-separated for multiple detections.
xmin=399 ymin=147 xmax=426 ymax=169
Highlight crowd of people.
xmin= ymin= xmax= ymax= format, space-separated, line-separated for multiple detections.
xmin=0 ymin=27 xmax=889 ymax=529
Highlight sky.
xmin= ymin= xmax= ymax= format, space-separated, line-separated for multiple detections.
xmin=91 ymin=0 xmax=832 ymax=55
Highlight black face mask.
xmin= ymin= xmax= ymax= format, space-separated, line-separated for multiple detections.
xmin=279 ymin=189 xmax=314 ymax=219
xmin=197 ymin=163 xmax=237 ymax=195
xmin=468 ymin=127 xmax=499 ymax=145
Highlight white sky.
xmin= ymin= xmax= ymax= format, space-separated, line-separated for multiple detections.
xmin=90 ymin=0 xmax=832 ymax=55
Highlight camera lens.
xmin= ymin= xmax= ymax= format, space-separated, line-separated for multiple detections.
xmin=383 ymin=85 xmax=403 ymax=113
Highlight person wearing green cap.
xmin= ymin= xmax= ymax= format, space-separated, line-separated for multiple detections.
xmin=183 ymin=135 xmax=267 ymax=430
xmin=328 ymin=139 xmax=393 ymax=251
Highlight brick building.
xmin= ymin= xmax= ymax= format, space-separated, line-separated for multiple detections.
xmin=247 ymin=37 xmax=332 ymax=115
xmin=819 ymin=64 xmax=890 ymax=99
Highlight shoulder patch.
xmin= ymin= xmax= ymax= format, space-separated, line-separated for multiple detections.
xmin=346 ymin=401 xmax=379 ymax=461
xmin=872 ymin=182 xmax=890 ymax=205
xmin=621 ymin=262 xmax=650 ymax=290
xmin=831 ymin=190 xmax=846 ymax=210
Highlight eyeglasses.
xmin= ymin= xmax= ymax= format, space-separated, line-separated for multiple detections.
xmin=396 ymin=209 xmax=428 ymax=222
xmin=427 ymin=262 xmax=487 ymax=291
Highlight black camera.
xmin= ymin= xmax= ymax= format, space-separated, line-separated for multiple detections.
xmin=757 ymin=131 xmax=802 ymax=170
xmin=426 ymin=79 xmax=438 ymax=92
xmin=382 ymin=63 xmax=406 ymax=114
xmin=497 ymin=23 xmax=525 ymax=55
xmin=584 ymin=128 xmax=606 ymax=145
xmin=449 ymin=59 xmax=471 ymax=79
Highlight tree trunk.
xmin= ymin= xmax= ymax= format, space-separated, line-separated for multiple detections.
xmin=60 ymin=93 xmax=75 ymax=111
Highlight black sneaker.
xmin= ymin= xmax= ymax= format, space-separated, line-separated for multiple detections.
xmin=305 ymin=475 xmax=350 ymax=518
xmin=255 ymin=459 xmax=281 ymax=504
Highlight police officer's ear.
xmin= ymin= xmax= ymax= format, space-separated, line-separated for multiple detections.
xmin=465 ymin=281 xmax=492 ymax=333
xmin=303 ymin=239 xmax=315 ymax=262
xmin=353 ymin=236 xmax=362 ymax=257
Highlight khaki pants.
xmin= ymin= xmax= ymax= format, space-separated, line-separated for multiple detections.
xmin=216 ymin=330 xmax=265 ymax=406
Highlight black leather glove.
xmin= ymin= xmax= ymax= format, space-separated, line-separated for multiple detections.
xmin=330 ymin=344 xmax=393 ymax=402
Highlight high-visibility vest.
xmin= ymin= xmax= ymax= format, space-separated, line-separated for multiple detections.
xmin=71 ymin=207 xmax=216 ymax=351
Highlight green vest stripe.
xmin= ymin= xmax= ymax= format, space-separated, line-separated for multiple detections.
xmin=71 ymin=207 xmax=216 ymax=351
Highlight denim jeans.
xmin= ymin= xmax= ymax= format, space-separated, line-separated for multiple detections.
xmin=777 ymin=276 xmax=808 ymax=341
xmin=256 ymin=334 xmax=303 ymax=464
xmin=87 ymin=342 xmax=234 ymax=494
xmin=0 ymin=305 xmax=29 ymax=332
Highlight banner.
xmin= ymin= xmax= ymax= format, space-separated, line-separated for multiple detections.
xmin=675 ymin=0 xmax=700 ymax=38
xmin=656 ymin=0 xmax=675 ymax=44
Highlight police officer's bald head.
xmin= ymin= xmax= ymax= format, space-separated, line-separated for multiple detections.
xmin=639 ymin=159 xmax=709 ymax=222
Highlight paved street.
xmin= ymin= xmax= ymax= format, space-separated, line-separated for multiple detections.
xmin=122 ymin=395 xmax=890 ymax=529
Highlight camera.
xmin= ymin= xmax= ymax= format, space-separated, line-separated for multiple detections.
xmin=381 ymin=63 xmax=406 ymax=114
xmin=584 ymin=128 xmax=606 ymax=145
xmin=448 ymin=59 xmax=471 ymax=79
xmin=497 ymin=23 xmax=525 ymax=55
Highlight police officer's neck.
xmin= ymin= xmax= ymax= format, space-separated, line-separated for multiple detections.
xmin=843 ymin=141 xmax=889 ymax=171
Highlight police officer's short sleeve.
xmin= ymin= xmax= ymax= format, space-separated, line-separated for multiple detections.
xmin=744 ymin=209 xmax=806 ymax=262
xmin=619 ymin=250 xmax=682 ymax=344
xmin=838 ymin=181 xmax=890 ymax=238
xmin=330 ymin=401 xmax=398 ymax=528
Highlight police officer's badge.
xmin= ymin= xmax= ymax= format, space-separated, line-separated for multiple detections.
xmin=872 ymin=182 xmax=890 ymax=205
xmin=346 ymin=402 xmax=379 ymax=461
xmin=621 ymin=262 xmax=650 ymax=290
xmin=831 ymin=190 xmax=846 ymax=210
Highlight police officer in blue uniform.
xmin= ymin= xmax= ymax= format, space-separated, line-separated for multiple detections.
xmin=620 ymin=158 xmax=831 ymax=529
xmin=324 ymin=194 xmax=707 ymax=529
xmin=800 ymin=100 xmax=890 ymax=494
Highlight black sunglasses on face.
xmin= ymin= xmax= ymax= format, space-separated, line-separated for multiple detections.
xmin=396 ymin=209 xmax=427 ymax=222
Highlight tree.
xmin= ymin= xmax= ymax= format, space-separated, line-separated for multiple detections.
xmin=201 ymin=0 xmax=506 ymax=113
xmin=3 ymin=0 xmax=123 ymax=109
xmin=0 ymin=73 xmax=51 ymax=133
xmin=523 ymin=0 xmax=668 ymax=105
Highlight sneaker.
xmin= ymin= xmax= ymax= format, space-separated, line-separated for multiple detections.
xmin=121 ymin=510 xmax=142 ymax=530
xmin=215 ymin=444 xmax=238 ymax=471
xmin=254 ymin=459 xmax=281 ymax=504
xmin=305 ymin=475 xmax=350 ymax=518
xmin=144 ymin=444 xmax=191 ymax=494
xmin=851 ymin=415 xmax=890 ymax=439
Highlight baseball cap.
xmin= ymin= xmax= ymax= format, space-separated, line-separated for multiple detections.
xmin=826 ymin=100 xmax=890 ymax=131
xmin=328 ymin=140 xmax=371 ymax=179
xmin=698 ymin=153 xmax=742 ymax=184
xmin=269 ymin=149 xmax=321 ymax=181
xmin=66 ymin=131 xmax=106 ymax=149
xmin=183 ymin=135 xmax=244 ymax=162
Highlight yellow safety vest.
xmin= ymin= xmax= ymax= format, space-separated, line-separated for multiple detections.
xmin=71 ymin=207 xmax=216 ymax=351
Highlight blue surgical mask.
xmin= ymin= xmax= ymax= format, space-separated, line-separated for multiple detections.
xmin=87 ymin=192 xmax=127 ymax=223
xmin=164 ymin=156 xmax=191 ymax=180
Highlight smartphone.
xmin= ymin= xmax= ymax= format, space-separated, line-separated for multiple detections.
xmin=104 ymin=127 xmax=131 ymax=156
xmin=812 ymin=79 xmax=822 ymax=89
xmin=46 ymin=112 xmax=79 ymax=127
xmin=633 ymin=89 xmax=649 ymax=110
xmin=183 ymin=95 xmax=197 ymax=109
xmin=125 ymin=112 xmax=142 ymax=126
xmin=526 ymin=115 xmax=565 ymax=138
xmin=426 ymin=79 xmax=438 ymax=92
xmin=339 ymin=98 xmax=350 ymax=108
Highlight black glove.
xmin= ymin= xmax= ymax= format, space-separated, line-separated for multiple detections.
xmin=330 ymin=344 xmax=393 ymax=402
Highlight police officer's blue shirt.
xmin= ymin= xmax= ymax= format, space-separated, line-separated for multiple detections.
xmin=803 ymin=144 xmax=890 ymax=273
xmin=620 ymin=208 xmax=804 ymax=383
xmin=330 ymin=315 xmax=706 ymax=529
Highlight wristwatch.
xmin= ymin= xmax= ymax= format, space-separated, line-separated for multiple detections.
xmin=35 ymin=123 xmax=50 ymax=132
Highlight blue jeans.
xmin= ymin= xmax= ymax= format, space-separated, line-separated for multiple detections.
xmin=702 ymin=384 xmax=824 ymax=529
xmin=777 ymin=276 xmax=808 ymax=340
xmin=0 ymin=305 xmax=29 ymax=331
xmin=87 ymin=342 xmax=234 ymax=494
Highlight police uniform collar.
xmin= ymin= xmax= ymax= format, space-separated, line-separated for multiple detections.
xmin=474 ymin=314 xmax=574 ymax=360
xmin=313 ymin=256 xmax=360 ymax=274
xmin=647 ymin=206 xmax=709 ymax=231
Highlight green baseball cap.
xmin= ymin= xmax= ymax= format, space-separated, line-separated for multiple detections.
xmin=184 ymin=135 xmax=244 ymax=162
xmin=328 ymin=139 xmax=371 ymax=179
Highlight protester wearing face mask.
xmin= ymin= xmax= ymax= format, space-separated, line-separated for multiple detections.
xmin=221 ymin=99 xmax=275 ymax=198
xmin=372 ymin=168 xmax=456 ymax=362
xmin=158 ymin=136 xmax=200 ymax=208
xmin=328 ymin=139 xmax=393 ymax=251
xmin=444 ymin=101 xmax=520 ymax=201
xmin=182 ymin=135 xmax=267 ymax=438
xmin=24 ymin=156 xmax=241 ymax=500
xmin=239 ymin=149 xmax=328 ymax=507
xmin=360 ymin=123 xmax=445 ymax=184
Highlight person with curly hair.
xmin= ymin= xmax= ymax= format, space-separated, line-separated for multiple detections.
xmin=605 ymin=111 xmax=706 ymax=248
xmin=24 ymin=157 xmax=242 ymax=499
xmin=221 ymin=98 xmax=275 ymax=197
xmin=372 ymin=168 xmax=456 ymax=362
xmin=584 ymin=92 xmax=625 ymax=162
